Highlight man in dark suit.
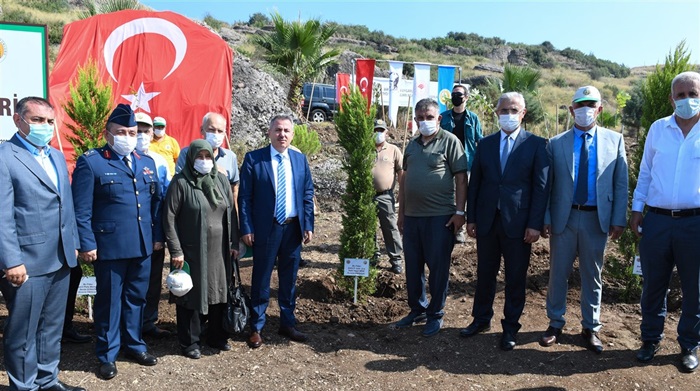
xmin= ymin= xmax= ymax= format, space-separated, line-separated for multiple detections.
xmin=72 ymin=104 xmax=163 ymax=380
xmin=460 ymin=92 xmax=550 ymax=350
xmin=0 ymin=97 xmax=85 ymax=391
xmin=239 ymin=114 xmax=315 ymax=349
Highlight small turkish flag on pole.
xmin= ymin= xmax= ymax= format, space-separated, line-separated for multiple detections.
xmin=354 ymin=59 xmax=375 ymax=113
xmin=335 ymin=72 xmax=350 ymax=112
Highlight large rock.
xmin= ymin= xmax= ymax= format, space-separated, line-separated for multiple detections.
xmin=507 ymin=48 xmax=529 ymax=65
xmin=441 ymin=45 xmax=459 ymax=55
xmin=458 ymin=46 xmax=473 ymax=56
xmin=473 ymin=63 xmax=504 ymax=73
xmin=219 ymin=27 xmax=245 ymax=45
xmin=487 ymin=46 xmax=511 ymax=63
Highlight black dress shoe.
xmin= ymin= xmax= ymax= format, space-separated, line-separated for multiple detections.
xmin=459 ymin=321 xmax=491 ymax=338
xmin=582 ymin=328 xmax=603 ymax=354
xmin=98 ymin=362 xmax=117 ymax=380
xmin=143 ymin=326 xmax=172 ymax=339
xmin=681 ymin=348 xmax=699 ymax=373
xmin=500 ymin=331 xmax=517 ymax=351
xmin=636 ymin=341 xmax=660 ymax=362
xmin=42 ymin=380 xmax=86 ymax=391
xmin=299 ymin=258 xmax=309 ymax=267
xmin=278 ymin=326 xmax=308 ymax=342
xmin=125 ymin=350 xmax=158 ymax=366
xmin=182 ymin=348 xmax=201 ymax=359
xmin=540 ymin=326 xmax=562 ymax=347
xmin=62 ymin=328 xmax=91 ymax=344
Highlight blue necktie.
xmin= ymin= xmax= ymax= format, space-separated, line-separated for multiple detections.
xmin=275 ymin=154 xmax=287 ymax=224
xmin=574 ymin=133 xmax=589 ymax=205
xmin=500 ymin=135 xmax=511 ymax=173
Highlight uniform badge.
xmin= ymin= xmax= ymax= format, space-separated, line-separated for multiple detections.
xmin=102 ymin=149 xmax=111 ymax=159
xmin=143 ymin=167 xmax=153 ymax=176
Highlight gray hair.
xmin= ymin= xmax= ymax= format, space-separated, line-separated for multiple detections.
xmin=201 ymin=112 xmax=225 ymax=129
xmin=414 ymin=98 xmax=439 ymax=113
xmin=15 ymin=96 xmax=53 ymax=117
xmin=671 ymin=71 xmax=700 ymax=95
xmin=496 ymin=92 xmax=526 ymax=109
xmin=268 ymin=114 xmax=295 ymax=129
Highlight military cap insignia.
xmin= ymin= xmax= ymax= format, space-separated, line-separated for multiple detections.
xmin=583 ymin=88 xmax=591 ymax=96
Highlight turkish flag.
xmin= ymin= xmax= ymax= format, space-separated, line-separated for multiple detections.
xmin=49 ymin=10 xmax=233 ymax=165
xmin=335 ymin=72 xmax=350 ymax=111
xmin=354 ymin=59 xmax=375 ymax=113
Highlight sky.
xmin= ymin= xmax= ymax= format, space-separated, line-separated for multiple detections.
xmin=139 ymin=0 xmax=700 ymax=68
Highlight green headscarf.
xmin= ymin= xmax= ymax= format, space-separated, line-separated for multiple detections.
xmin=182 ymin=139 xmax=223 ymax=205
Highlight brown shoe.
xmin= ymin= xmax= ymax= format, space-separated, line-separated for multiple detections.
xmin=247 ymin=331 xmax=263 ymax=349
xmin=278 ymin=326 xmax=308 ymax=342
xmin=539 ymin=326 xmax=562 ymax=347
xmin=582 ymin=328 xmax=603 ymax=354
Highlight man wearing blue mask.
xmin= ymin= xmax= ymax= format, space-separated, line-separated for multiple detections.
xmin=629 ymin=71 xmax=700 ymax=373
xmin=0 ymin=96 xmax=84 ymax=391
xmin=539 ymin=85 xmax=628 ymax=355
xmin=393 ymin=98 xmax=467 ymax=337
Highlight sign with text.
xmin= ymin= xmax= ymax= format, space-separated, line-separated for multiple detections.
xmin=343 ymin=258 xmax=370 ymax=277
xmin=77 ymin=276 xmax=97 ymax=296
xmin=0 ymin=23 xmax=49 ymax=143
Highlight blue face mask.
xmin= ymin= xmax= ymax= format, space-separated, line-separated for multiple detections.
xmin=20 ymin=117 xmax=54 ymax=147
xmin=674 ymin=97 xmax=700 ymax=120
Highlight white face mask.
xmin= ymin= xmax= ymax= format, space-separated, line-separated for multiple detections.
xmin=418 ymin=120 xmax=438 ymax=136
xmin=136 ymin=133 xmax=151 ymax=152
xmin=498 ymin=114 xmax=521 ymax=132
xmin=205 ymin=132 xmax=225 ymax=148
xmin=154 ymin=128 xmax=166 ymax=137
xmin=111 ymin=134 xmax=137 ymax=156
xmin=193 ymin=158 xmax=214 ymax=175
xmin=674 ymin=97 xmax=700 ymax=120
xmin=573 ymin=106 xmax=598 ymax=128
xmin=375 ymin=131 xmax=386 ymax=144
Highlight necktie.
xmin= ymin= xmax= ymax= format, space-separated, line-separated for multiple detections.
xmin=500 ymin=135 xmax=511 ymax=173
xmin=574 ymin=133 xmax=589 ymax=205
xmin=275 ymin=154 xmax=287 ymax=224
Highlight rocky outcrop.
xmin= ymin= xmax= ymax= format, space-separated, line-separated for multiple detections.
xmin=473 ymin=63 xmax=504 ymax=73
xmin=487 ymin=46 xmax=511 ymax=63
xmin=507 ymin=48 xmax=528 ymax=65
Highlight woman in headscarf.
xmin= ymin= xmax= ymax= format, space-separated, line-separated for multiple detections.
xmin=163 ymin=139 xmax=239 ymax=359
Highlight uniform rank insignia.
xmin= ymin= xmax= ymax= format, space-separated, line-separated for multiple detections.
xmin=143 ymin=167 xmax=153 ymax=176
xmin=102 ymin=149 xmax=111 ymax=159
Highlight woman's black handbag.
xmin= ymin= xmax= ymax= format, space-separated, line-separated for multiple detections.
xmin=223 ymin=256 xmax=251 ymax=334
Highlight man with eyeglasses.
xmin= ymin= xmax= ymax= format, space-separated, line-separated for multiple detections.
xmin=440 ymin=84 xmax=483 ymax=243
xmin=0 ymin=96 xmax=84 ymax=391
xmin=72 ymin=104 xmax=163 ymax=380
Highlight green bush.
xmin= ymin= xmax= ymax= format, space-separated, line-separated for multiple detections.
xmin=552 ymin=76 xmax=568 ymax=88
xmin=291 ymin=123 xmax=321 ymax=157
xmin=48 ymin=20 xmax=65 ymax=45
xmin=203 ymin=13 xmax=226 ymax=31
xmin=22 ymin=0 xmax=70 ymax=13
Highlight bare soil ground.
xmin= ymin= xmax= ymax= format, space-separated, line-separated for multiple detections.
xmin=0 ymin=211 xmax=697 ymax=391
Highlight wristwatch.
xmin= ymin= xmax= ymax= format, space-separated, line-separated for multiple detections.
xmin=455 ymin=210 xmax=465 ymax=216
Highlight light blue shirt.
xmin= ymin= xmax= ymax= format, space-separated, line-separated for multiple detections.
xmin=17 ymin=135 xmax=59 ymax=190
xmin=573 ymin=126 xmax=598 ymax=206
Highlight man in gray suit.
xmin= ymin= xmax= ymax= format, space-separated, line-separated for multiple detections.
xmin=0 ymin=97 xmax=85 ymax=391
xmin=539 ymin=86 xmax=628 ymax=354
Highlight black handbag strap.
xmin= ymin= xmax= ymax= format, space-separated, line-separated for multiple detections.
xmin=231 ymin=254 xmax=242 ymax=287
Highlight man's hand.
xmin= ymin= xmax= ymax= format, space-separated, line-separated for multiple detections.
xmin=303 ymin=231 xmax=313 ymax=244
xmin=541 ymin=224 xmax=551 ymax=239
xmin=171 ymin=255 xmax=185 ymax=269
xmin=609 ymin=225 xmax=625 ymax=240
xmin=466 ymin=223 xmax=477 ymax=238
xmin=629 ymin=211 xmax=643 ymax=238
xmin=524 ymin=228 xmax=541 ymax=244
xmin=79 ymin=250 xmax=97 ymax=263
xmin=242 ymin=233 xmax=254 ymax=247
xmin=231 ymin=249 xmax=239 ymax=259
xmin=153 ymin=242 xmax=164 ymax=251
xmin=4 ymin=264 xmax=28 ymax=287
xmin=446 ymin=214 xmax=466 ymax=234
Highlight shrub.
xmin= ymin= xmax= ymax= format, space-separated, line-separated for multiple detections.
xmin=291 ymin=123 xmax=321 ymax=157
xmin=552 ymin=76 xmax=568 ymax=88
xmin=203 ymin=13 xmax=226 ymax=31
xmin=22 ymin=0 xmax=70 ymax=13
xmin=248 ymin=12 xmax=270 ymax=27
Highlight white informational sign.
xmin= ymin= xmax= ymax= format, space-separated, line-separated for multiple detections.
xmin=633 ymin=255 xmax=643 ymax=276
xmin=0 ymin=23 xmax=49 ymax=143
xmin=344 ymin=258 xmax=370 ymax=277
xmin=77 ymin=276 xmax=97 ymax=296
xmin=371 ymin=77 xmax=439 ymax=108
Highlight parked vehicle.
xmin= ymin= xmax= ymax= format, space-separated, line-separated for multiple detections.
xmin=301 ymin=83 xmax=338 ymax=122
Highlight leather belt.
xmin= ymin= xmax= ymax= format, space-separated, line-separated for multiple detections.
xmin=648 ymin=207 xmax=700 ymax=218
xmin=376 ymin=189 xmax=393 ymax=196
xmin=274 ymin=216 xmax=299 ymax=225
xmin=572 ymin=204 xmax=597 ymax=211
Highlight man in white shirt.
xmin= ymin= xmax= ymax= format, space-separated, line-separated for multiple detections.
xmin=629 ymin=71 xmax=700 ymax=373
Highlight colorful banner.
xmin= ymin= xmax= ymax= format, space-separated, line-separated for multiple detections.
xmin=355 ymin=58 xmax=375 ymax=113
xmin=49 ymin=10 xmax=233 ymax=163
xmin=437 ymin=65 xmax=456 ymax=113
xmin=335 ymin=72 xmax=350 ymax=111
xmin=387 ymin=61 xmax=403 ymax=127
xmin=412 ymin=63 xmax=431 ymax=133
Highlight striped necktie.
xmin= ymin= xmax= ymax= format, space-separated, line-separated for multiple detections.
xmin=275 ymin=154 xmax=287 ymax=224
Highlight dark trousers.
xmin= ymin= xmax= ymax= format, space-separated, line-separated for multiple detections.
xmin=640 ymin=212 xmax=700 ymax=350
xmin=403 ymin=215 xmax=455 ymax=320
xmin=176 ymin=303 xmax=227 ymax=353
xmin=250 ymin=221 xmax=302 ymax=331
xmin=143 ymin=248 xmax=165 ymax=332
xmin=472 ymin=215 xmax=531 ymax=333
xmin=64 ymin=265 xmax=83 ymax=330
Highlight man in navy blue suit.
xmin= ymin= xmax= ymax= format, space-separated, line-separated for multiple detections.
xmin=72 ymin=104 xmax=163 ymax=380
xmin=239 ymin=114 xmax=314 ymax=349
xmin=0 ymin=96 xmax=84 ymax=391
xmin=460 ymin=92 xmax=550 ymax=351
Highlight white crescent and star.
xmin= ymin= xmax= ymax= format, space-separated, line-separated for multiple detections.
xmin=104 ymin=17 xmax=188 ymax=112
xmin=359 ymin=77 xmax=369 ymax=92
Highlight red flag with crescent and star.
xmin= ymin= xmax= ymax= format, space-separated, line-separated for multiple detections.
xmin=354 ymin=59 xmax=375 ymax=113
xmin=49 ymin=10 xmax=233 ymax=166
xmin=335 ymin=72 xmax=350 ymax=112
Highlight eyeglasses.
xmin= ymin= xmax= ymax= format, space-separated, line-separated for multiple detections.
xmin=451 ymin=93 xmax=465 ymax=98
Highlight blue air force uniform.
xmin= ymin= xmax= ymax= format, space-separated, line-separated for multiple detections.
xmin=72 ymin=144 xmax=162 ymax=363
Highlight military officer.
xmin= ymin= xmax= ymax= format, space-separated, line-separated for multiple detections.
xmin=72 ymin=104 xmax=163 ymax=380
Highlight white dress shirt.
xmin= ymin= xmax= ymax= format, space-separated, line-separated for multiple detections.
xmin=270 ymin=145 xmax=297 ymax=218
xmin=632 ymin=115 xmax=700 ymax=211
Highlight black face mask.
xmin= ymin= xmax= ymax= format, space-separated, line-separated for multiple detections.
xmin=451 ymin=95 xmax=464 ymax=106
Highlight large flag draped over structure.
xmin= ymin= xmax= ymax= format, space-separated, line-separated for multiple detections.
xmin=387 ymin=61 xmax=403 ymax=127
xmin=335 ymin=72 xmax=350 ymax=111
xmin=411 ymin=63 xmax=431 ymax=133
xmin=355 ymin=59 xmax=375 ymax=113
xmin=49 ymin=10 xmax=233 ymax=162
xmin=437 ymin=65 xmax=456 ymax=113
